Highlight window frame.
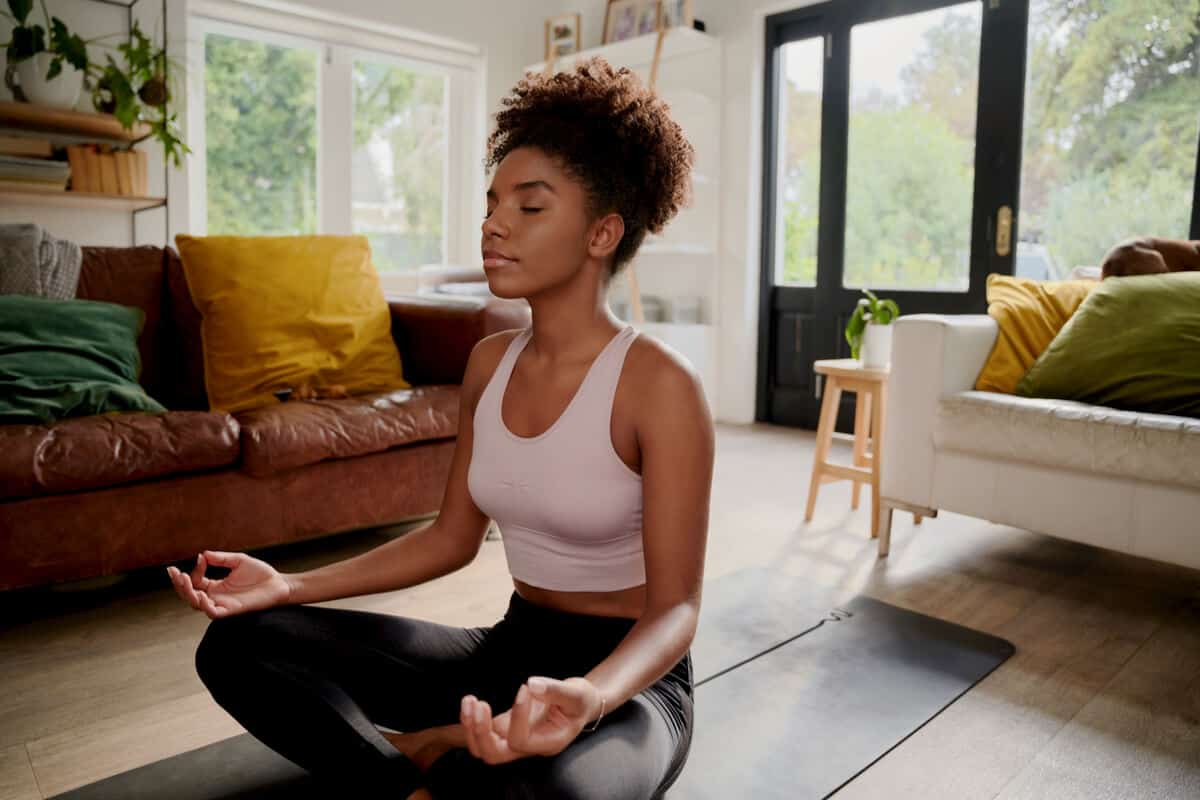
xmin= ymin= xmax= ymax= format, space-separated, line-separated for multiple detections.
xmin=187 ymin=0 xmax=486 ymax=289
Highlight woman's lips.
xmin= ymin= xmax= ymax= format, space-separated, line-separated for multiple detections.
xmin=483 ymin=255 xmax=517 ymax=269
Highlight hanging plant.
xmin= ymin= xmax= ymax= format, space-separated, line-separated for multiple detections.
xmin=90 ymin=20 xmax=189 ymax=167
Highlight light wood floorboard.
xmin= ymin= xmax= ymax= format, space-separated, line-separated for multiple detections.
xmin=1 ymin=422 xmax=1197 ymax=799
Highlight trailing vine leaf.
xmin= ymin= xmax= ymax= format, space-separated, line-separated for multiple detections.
xmin=8 ymin=0 xmax=33 ymax=24
xmin=49 ymin=17 xmax=87 ymax=70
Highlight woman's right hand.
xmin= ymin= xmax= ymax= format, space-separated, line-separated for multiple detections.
xmin=166 ymin=550 xmax=294 ymax=619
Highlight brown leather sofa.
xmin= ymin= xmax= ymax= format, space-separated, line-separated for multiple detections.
xmin=0 ymin=246 xmax=530 ymax=591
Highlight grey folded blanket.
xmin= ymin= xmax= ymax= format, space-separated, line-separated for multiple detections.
xmin=0 ymin=223 xmax=82 ymax=299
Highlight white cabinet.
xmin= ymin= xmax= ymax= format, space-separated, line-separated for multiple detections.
xmin=525 ymin=28 xmax=722 ymax=414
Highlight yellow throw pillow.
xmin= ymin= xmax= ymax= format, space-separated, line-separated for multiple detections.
xmin=975 ymin=273 xmax=1096 ymax=394
xmin=175 ymin=234 xmax=408 ymax=413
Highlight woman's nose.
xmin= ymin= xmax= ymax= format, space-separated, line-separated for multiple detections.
xmin=482 ymin=211 xmax=508 ymax=238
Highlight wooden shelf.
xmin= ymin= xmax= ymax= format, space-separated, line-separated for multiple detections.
xmin=526 ymin=27 xmax=718 ymax=73
xmin=0 ymin=187 xmax=165 ymax=211
xmin=0 ymin=101 xmax=151 ymax=147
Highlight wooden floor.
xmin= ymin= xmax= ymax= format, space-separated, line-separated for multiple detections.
xmin=1 ymin=422 xmax=1198 ymax=799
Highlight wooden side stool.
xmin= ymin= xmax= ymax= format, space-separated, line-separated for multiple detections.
xmin=804 ymin=358 xmax=921 ymax=539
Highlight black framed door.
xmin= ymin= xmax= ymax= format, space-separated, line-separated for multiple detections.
xmin=756 ymin=0 xmax=1029 ymax=428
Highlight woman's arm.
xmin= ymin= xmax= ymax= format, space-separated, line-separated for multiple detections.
xmin=579 ymin=348 xmax=715 ymax=723
xmin=286 ymin=333 xmax=514 ymax=605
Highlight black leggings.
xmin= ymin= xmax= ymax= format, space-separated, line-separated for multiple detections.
xmin=194 ymin=590 xmax=694 ymax=798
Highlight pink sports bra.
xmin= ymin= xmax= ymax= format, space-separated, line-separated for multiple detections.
xmin=467 ymin=325 xmax=645 ymax=592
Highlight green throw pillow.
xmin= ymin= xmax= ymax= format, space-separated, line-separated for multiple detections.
xmin=0 ymin=295 xmax=167 ymax=424
xmin=1016 ymin=272 xmax=1200 ymax=417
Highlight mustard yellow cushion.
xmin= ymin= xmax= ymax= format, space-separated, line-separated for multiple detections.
xmin=176 ymin=235 xmax=408 ymax=413
xmin=975 ymin=273 xmax=1096 ymax=394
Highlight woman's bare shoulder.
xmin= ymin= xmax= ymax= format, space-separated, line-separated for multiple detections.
xmin=625 ymin=332 xmax=708 ymax=411
xmin=462 ymin=328 xmax=525 ymax=404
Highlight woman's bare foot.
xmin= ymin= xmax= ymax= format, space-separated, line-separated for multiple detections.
xmin=381 ymin=729 xmax=455 ymax=773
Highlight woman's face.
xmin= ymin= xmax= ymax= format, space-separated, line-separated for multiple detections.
xmin=481 ymin=146 xmax=615 ymax=300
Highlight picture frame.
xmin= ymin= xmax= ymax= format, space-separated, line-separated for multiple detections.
xmin=545 ymin=13 xmax=582 ymax=60
xmin=603 ymin=0 xmax=662 ymax=44
xmin=658 ymin=0 xmax=694 ymax=30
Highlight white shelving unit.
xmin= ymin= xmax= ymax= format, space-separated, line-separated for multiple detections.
xmin=525 ymin=28 xmax=722 ymax=415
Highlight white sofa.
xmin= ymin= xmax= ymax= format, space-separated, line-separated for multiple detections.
xmin=879 ymin=314 xmax=1200 ymax=571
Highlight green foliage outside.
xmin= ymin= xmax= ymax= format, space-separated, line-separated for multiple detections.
xmin=1022 ymin=0 xmax=1200 ymax=272
xmin=351 ymin=61 xmax=446 ymax=272
xmin=204 ymin=35 xmax=448 ymax=271
xmin=204 ymin=34 xmax=317 ymax=236
xmin=779 ymin=1 xmax=1200 ymax=287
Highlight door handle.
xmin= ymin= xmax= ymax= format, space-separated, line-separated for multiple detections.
xmin=995 ymin=205 xmax=1013 ymax=257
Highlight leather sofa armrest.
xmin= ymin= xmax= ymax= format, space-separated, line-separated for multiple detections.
xmin=880 ymin=314 xmax=998 ymax=508
xmin=388 ymin=293 xmax=531 ymax=386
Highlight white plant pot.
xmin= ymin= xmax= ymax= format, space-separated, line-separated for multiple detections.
xmin=16 ymin=54 xmax=83 ymax=110
xmin=860 ymin=322 xmax=893 ymax=369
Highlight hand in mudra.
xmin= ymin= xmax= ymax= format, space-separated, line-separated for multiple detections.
xmin=166 ymin=550 xmax=293 ymax=619
xmin=461 ymin=676 xmax=603 ymax=764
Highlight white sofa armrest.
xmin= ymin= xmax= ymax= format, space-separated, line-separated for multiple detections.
xmin=881 ymin=314 xmax=998 ymax=509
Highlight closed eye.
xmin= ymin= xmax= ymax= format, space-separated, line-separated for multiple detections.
xmin=521 ymin=208 xmax=543 ymax=213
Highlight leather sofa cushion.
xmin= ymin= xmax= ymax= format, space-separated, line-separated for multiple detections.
xmin=936 ymin=390 xmax=1200 ymax=490
xmin=75 ymin=246 xmax=171 ymax=406
xmin=235 ymin=385 xmax=459 ymax=477
xmin=0 ymin=411 xmax=240 ymax=500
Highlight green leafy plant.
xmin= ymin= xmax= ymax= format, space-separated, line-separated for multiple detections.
xmin=3 ymin=0 xmax=88 ymax=78
xmin=844 ymin=289 xmax=900 ymax=359
xmin=90 ymin=20 xmax=189 ymax=167
xmin=2 ymin=4 xmax=188 ymax=167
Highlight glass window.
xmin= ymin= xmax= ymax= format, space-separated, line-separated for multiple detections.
xmin=843 ymin=4 xmax=982 ymax=291
xmin=352 ymin=60 xmax=448 ymax=272
xmin=203 ymin=32 xmax=319 ymax=236
xmin=775 ymin=37 xmax=824 ymax=287
xmin=1017 ymin=0 xmax=1200 ymax=279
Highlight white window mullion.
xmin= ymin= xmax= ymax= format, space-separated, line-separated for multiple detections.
xmin=319 ymin=45 xmax=354 ymax=234
xmin=186 ymin=27 xmax=209 ymax=237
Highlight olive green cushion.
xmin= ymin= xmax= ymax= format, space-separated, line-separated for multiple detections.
xmin=1016 ymin=272 xmax=1200 ymax=417
xmin=0 ymin=295 xmax=166 ymax=424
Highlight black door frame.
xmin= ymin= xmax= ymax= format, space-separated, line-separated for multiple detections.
xmin=754 ymin=0 xmax=1030 ymax=426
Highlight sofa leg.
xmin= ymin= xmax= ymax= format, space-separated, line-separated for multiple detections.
xmin=877 ymin=498 xmax=937 ymax=558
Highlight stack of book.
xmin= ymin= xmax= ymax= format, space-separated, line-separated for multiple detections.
xmin=0 ymin=134 xmax=69 ymax=191
xmin=65 ymin=144 xmax=148 ymax=196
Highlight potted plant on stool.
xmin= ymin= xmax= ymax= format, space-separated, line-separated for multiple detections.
xmin=845 ymin=288 xmax=900 ymax=369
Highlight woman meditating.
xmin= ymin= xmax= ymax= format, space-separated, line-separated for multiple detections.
xmin=168 ymin=56 xmax=714 ymax=799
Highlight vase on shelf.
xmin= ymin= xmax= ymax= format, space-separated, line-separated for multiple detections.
xmin=14 ymin=54 xmax=84 ymax=110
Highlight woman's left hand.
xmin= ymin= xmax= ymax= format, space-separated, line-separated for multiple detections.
xmin=460 ymin=676 xmax=603 ymax=764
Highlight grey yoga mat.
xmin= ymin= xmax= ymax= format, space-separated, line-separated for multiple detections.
xmin=50 ymin=566 xmax=1012 ymax=799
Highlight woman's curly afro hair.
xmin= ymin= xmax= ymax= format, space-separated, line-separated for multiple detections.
xmin=485 ymin=57 xmax=695 ymax=279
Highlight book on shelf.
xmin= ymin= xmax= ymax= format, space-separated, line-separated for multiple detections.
xmin=83 ymin=146 xmax=101 ymax=193
xmin=0 ymin=176 xmax=67 ymax=191
xmin=132 ymin=148 xmax=147 ymax=196
xmin=66 ymin=145 xmax=89 ymax=191
xmin=0 ymin=135 xmax=53 ymax=159
xmin=114 ymin=150 xmax=132 ymax=195
xmin=64 ymin=144 xmax=149 ymax=196
xmin=98 ymin=149 xmax=118 ymax=195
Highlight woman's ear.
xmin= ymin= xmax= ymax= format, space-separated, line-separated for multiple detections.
xmin=587 ymin=212 xmax=625 ymax=261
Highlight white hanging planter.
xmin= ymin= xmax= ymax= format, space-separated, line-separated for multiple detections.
xmin=860 ymin=322 xmax=893 ymax=369
xmin=16 ymin=54 xmax=83 ymax=110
